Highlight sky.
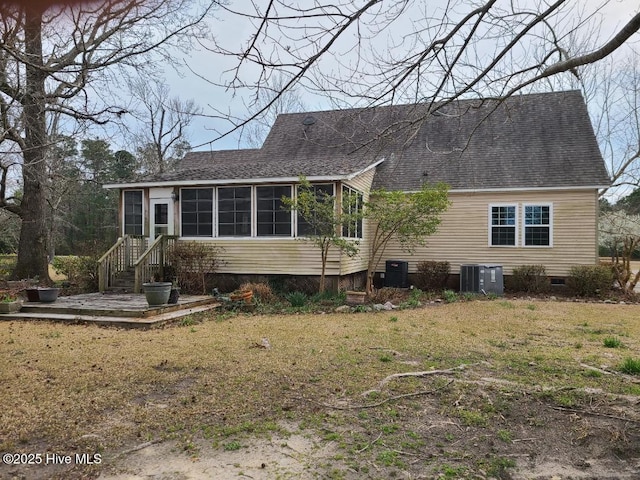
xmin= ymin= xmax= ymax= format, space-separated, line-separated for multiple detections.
xmin=156 ymin=0 xmax=640 ymax=153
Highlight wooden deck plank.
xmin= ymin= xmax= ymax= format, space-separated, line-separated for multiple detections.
xmin=0 ymin=293 xmax=221 ymax=329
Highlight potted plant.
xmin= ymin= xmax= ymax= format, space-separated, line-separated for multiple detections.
xmin=0 ymin=291 xmax=23 ymax=314
xmin=142 ymin=278 xmax=172 ymax=306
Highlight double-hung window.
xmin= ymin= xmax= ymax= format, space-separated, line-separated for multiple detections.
xmin=218 ymin=187 xmax=251 ymax=236
xmin=123 ymin=190 xmax=143 ymax=235
xmin=257 ymin=185 xmax=292 ymax=236
xmin=181 ymin=188 xmax=213 ymax=237
xmin=490 ymin=205 xmax=516 ymax=246
xmin=524 ymin=204 xmax=552 ymax=246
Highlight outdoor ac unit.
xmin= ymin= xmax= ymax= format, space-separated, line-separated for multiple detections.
xmin=460 ymin=264 xmax=504 ymax=295
xmin=384 ymin=260 xmax=409 ymax=288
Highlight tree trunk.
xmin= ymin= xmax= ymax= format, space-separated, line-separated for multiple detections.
xmin=12 ymin=6 xmax=51 ymax=283
xmin=319 ymin=243 xmax=328 ymax=293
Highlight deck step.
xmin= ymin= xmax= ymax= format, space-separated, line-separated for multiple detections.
xmin=0 ymin=293 xmax=220 ymax=328
xmin=1 ymin=303 xmax=220 ymax=329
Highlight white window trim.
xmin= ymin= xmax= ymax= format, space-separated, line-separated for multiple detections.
xmin=123 ymin=189 xmax=144 ymax=237
xmin=488 ymin=203 xmax=518 ymax=247
xmin=522 ymin=202 xmax=553 ymax=248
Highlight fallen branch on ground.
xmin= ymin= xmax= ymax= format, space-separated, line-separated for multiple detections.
xmin=580 ymin=363 xmax=613 ymax=375
xmin=318 ymin=380 xmax=454 ymax=410
xmin=374 ymin=363 xmax=478 ymax=391
xmin=112 ymin=439 xmax=162 ymax=459
xmin=550 ymin=406 xmax=640 ymax=424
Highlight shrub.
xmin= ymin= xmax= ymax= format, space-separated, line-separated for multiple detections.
xmin=414 ymin=261 xmax=450 ymax=291
xmin=168 ymin=242 xmax=224 ymax=294
xmin=238 ymin=282 xmax=276 ymax=303
xmin=567 ymin=265 xmax=614 ymax=297
xmin=510 ymin=265 xmax=549 ymax=293
xmin=285 ymin=291 xmax=308 ymax=307
xmin=51 ymin=255 xmax=98 ymax=292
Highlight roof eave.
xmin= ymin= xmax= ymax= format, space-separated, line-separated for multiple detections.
xmin=424 ymin=184 xmax=610 ymax=194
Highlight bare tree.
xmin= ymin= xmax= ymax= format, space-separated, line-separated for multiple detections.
xmin=583 ymin=52 xmax=640 ymax=197
xmin=129 ymin=79 xmax=201 ymax=174
xmin=0 ymin=0 xmax=216 ymax=281
xmin=204 ymin=1 xmax=640 ymax=147
xmin=241 ymin=73 xmax=306 ymax=148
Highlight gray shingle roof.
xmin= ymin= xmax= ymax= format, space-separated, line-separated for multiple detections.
xmin=134 ymin=90 xmax=609 ymax=190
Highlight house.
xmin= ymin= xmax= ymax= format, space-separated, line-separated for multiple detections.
xmin=101 ymin=90 xmax=610 ymax=292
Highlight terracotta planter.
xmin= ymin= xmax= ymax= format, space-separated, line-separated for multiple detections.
xmin=142 ymin=282 xmax=172 ymax=306
xmin=0 ymin=300 xmax=22 ymax=314
xmin=230 ymin=290 xmax=253 ymax=304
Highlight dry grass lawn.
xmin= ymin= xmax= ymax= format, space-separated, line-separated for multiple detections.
xmin=1 ymin=299 xmax=640 ymax=479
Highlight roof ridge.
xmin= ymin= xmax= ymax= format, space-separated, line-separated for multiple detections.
xmin=273 ymin=89 xmax=583 ymax=118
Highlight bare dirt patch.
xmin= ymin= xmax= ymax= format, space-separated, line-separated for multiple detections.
xmin=1 ymin=300 xmax=640 ymax=479
xmin=99 ymin=429 xmax=335 ymax=480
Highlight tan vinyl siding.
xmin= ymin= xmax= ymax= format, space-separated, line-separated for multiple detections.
xmin=344 ymin=167 xmax=376 ymax=193
xmin=340 ymin=169 xmax=376 ymax=274
xmin=378 ymin=189 xmax=600 ymax=277
xmin=186 ymin=238 xmax=342 ymax=275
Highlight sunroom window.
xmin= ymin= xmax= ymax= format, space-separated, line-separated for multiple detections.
xmin=342 ymin=185 xmax=363 ymax=238
xmin=181 ymin=188 xmax=213 ymax=237
xmin=257 ymin=185 xmax=292 ymax=236
xmin=297 ymin=183 xmax=334 ymax=236
xmin=218 ymin=186 xmax=251 ymax=236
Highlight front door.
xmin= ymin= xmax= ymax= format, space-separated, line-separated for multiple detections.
xmin=150 ymin=199 xmax=174 ymax=240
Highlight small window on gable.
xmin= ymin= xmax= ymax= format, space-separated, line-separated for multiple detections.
xmin=524 ymin=204 xmax=552 ymax=246
xmin=490 ymin=205 xmax=516 ymax=246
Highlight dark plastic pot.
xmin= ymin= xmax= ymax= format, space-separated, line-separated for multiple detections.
xmin=38 ymin=288 xmax=60 ymax=303
xmin=25 ymin=288 xmax=40 ymax=302
xmin=168 ymin=288 xmax=180 ymax=304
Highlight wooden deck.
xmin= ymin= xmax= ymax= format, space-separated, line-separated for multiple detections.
xmin=0 ymin=292 xmax=220 ymax=328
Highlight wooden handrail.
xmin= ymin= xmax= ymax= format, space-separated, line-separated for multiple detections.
xmin=97 ymin=235 xmax=127 ymax=265
xmin=134 ymin=235 xmax=178 ymax=293
xmin=97 ymin=235 xmax=146 ymax=292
